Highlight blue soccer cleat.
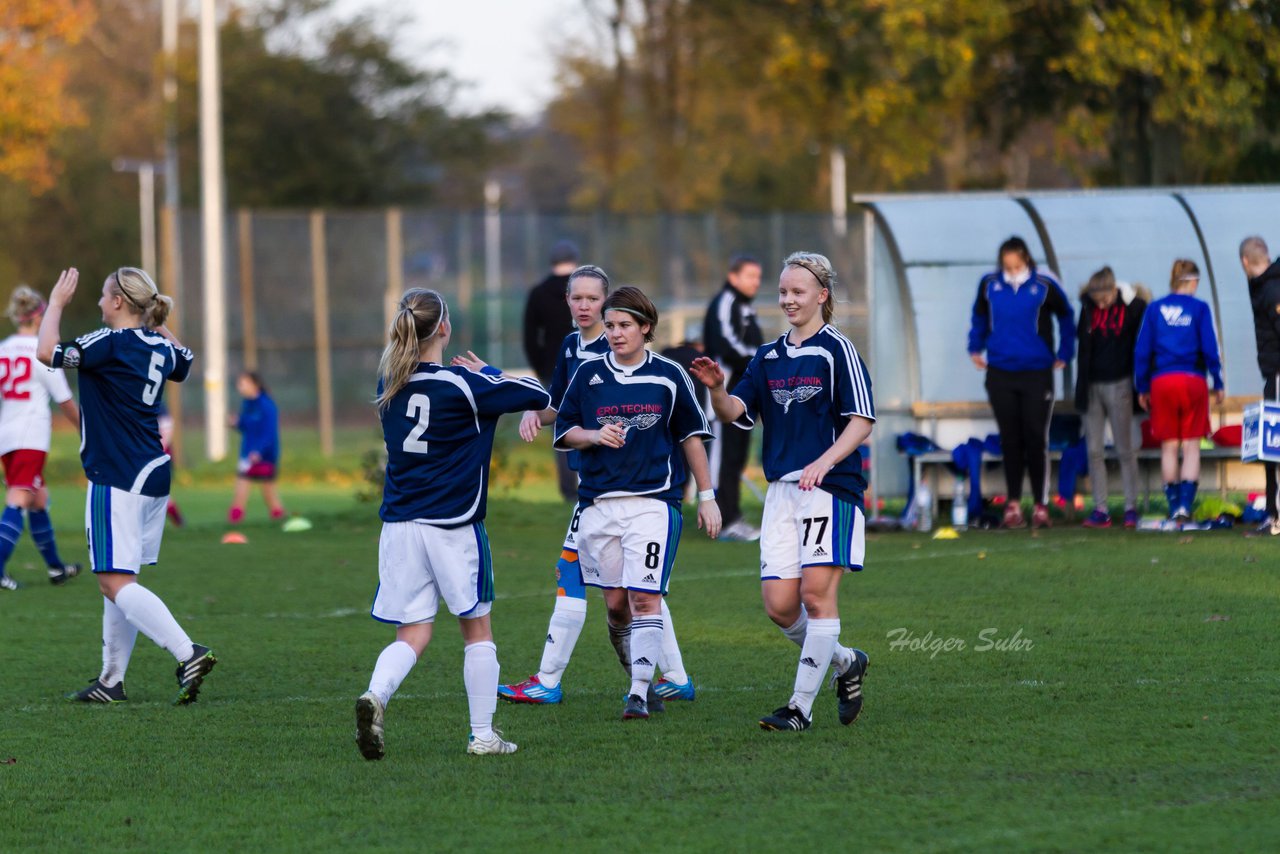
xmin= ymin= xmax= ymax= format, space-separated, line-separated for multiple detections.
xmin=497 ymin=674 xmax=563 ymax=705
xmin=652 ymin=676 xmax=695 ymax=701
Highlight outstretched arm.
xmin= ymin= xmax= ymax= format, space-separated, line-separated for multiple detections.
xmin=37 ymin=269 xmax=78 ymax=366
xmin=689 ymin=356 xmax=746 ymax=423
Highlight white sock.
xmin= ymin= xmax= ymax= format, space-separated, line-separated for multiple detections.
xmin=607 ymin=620 xmax=632 ymax=676
xmin=656 ymin=599 xmax=688 ymax=684
xmin=368 ymin=640 xmax=418 ymax=708
xmin=789 ymin=618 xmax=840 ymax=718
xmin=99 ymin=596 xmax=138 ymax=687
xmin=536 ymin=597 xmax=587 ymax=689
xmin=831 ymin=643 xmax=854 ymax=676
xmin=781 ymin=606 xmax=809 ymax=647
xmin=112 ymin=583 xmax=195 ymax=662
xmin=628 ymin=614 xmax=663 ymax=698
xmin=464 ymin=641 xmax=500 ymax=739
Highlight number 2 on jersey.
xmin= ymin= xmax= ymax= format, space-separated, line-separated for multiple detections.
xmin=403 ymin=393 xmax=430 ymax=453
xmin=0 ymin=356 xmax=33 ymax=401
xmin=141 ymin=352 xmax=166 ymax=405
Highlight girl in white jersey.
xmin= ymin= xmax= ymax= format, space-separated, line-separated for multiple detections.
xmin=0 ymin=286 xmax=81 ymax=590
xmin=38 ymin=267 xmax=216 ymax=706
xmin=692 ymin=252 xmax=874 ymax=732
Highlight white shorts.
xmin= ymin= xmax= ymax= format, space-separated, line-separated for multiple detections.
xmin=759 ymin=482 xmax=865 ymax=581
xmin=85 ymin=482 xmax=167 ymax=574
xmin=562 ymin=504 xmax=583 ymax=552
xmin=576 ymin=496 xmax=682 ymax=594
xmin=372 ymin=521 xmax=495 ymax=625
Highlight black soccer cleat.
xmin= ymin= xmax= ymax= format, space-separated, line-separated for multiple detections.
xmin=759 ymin=704 xmax=811 ymax=732
xmin=355 ymin=692 xmax=386 ymax=760
xmin=67 ymin=678 xmax=127 ymax=704
xmin=646 ymin=683 xmax=666 ymax=714
xmin=174 ymin=644 xmax=217 ymax=705
xmin=833 ymin=648 xmax=869 ymax=725
xmin=622 ymin=693 xmax=649 ymax=720
xmin=48 ymin=564 xmax=82 ymax=586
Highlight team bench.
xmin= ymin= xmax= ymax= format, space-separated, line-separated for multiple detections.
xmin=906 ymin=400 xmax=1250 ymax=517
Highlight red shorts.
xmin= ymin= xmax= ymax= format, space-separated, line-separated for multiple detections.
xmin=238 ymin=459 xmax=278 ymax=481
xmin=1149 ymin=373 xmax=1210 ymax=441
xmin=1 ymin=449 xmax=47 ymax=491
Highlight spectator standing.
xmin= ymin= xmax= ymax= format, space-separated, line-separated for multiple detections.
xmin=967 ymin=237 xmax=1075 ymax=529
xmin=1134 ymin=259 xmax=1224 ymax=521
xmin=1241 ymin=235 xmax=1280 ymax=534
xmin=522 ymin=240 xmax=580 ymax=501
xmin=1075 ymin=267 xmax=1147 ymax=529
xmin=702 ymin=255 xmax=764 ymax=541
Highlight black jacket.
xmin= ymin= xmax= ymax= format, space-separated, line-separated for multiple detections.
xmin=522 ymin=272 xmax=573 ymax=382
xmin=1249 ymin=258 xmax=1280 ymax=379
xmin=1073 ymin=288 xmax=1146 ymax=412
xmin=702 ymin=282 xmax=763 ymax=381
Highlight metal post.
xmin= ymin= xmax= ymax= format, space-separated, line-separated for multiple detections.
xmin=830 ymin=146 xmax=848 ymax=237
xmin=160 ymin=0 xmax=184 ymax=460
xmin=199 ymin=0 xmax=228 ymax=460
xmin=385 ymin=207 xmax=403 ymax=331
xmin=484 ymin=180 xmax=502 ymax=367
xmin=310 ymin=210 xmax=335 ymax=458
xmin=237 ymin=209 xmax=257 ymax=370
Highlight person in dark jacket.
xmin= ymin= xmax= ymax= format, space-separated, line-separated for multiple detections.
xmin=701 ymin=254 xmax=764 ymax=541
xmin=1075 ymin=267 xmax=1148 ymax=529
xmin=968 ymin=236 xmax=1075 ymax=530
xmin=522 ymin=240 xmax=580 ymax=501
xmin=228 ymin=371 xmax=284 ymax=524
xmin=1241 ymin=235 xmax=1280 ymax=532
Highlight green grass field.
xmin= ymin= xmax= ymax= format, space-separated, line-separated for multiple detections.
xmin=1 ymin=472 xmax=1278 ymax=851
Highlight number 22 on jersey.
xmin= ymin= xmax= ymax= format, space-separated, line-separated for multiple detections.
xmin=0 ymin=356 xmax=32 ymax=401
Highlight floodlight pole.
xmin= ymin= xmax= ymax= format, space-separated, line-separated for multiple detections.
xmin=199 ymin=0 xmax=228 ymax=460
xmin=112 ymin=159 xmax=160 ymax=277
xmin=830 ymin=145 xmax=848 ymax=237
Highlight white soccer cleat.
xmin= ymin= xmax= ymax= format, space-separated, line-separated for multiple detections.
xmin=466 ymin=730 xmax=518 ymax=755
xmin=355 ymin=691 xmax=386 ymax=761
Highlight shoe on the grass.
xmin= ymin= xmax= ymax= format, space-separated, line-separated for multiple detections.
xmin=355 ymin=691 xmax=386 ymax=760
xmin=719 ymin=520 xmax=761 ymax=542
xmin=48 ymin=564 xmax=81 ymax=586
xmin=467 ymin=730 xmax=518 ymax=755
xmin=497 ymin=674 xmax=562 ymax=705
xmin=1123 ymin=509 xmax=1139 ymax=529
xmin=1002 ymin=503 xmax=1025 ymax=529
xmin=1081 ymin=509 xmax=1111 ymax=529
xmin=758 ymin=703 xmax=811 ymax=732
xmin=1031 ymin=503 xmax=1051 ymax=529
xmin=652 ymin=676 xmax=695 ymax=701
xmin=174 ymin=644 xmax=217 ymax=705
xmin=67 ymin=678 xmax=126 ymax=704
xmin=622 ymin=693 xmax=649 ymax=720
xmin=0 ymin=575 xmax=19 ymax=591
xmin=833 ymin=649 xmax=869 ymax=725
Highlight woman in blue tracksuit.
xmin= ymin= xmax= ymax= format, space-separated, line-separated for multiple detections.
xmin=228 ymin=371 xmax=284 ymax=523
xmin=968 ymin=236 xmax=1076 ymax=529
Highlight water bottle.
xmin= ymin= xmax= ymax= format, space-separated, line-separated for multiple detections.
xmin=916 ymin=484 xmax=933 ymax=532
xmin=951 ymin=477 xmax=968 ymax=531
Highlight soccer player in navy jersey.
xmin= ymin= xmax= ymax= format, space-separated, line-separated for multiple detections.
xmin=554 ymin=286 xmax=721 ymax=721
xmin=691 ymin=252 xmax=874 ymax=732
xmin=355 ymin=288 xmax=551 ymax=759
xmin=495 ymin=267 xmax=696 ymax=705
xmin=37 ymin=267 xmax=216 ymax=705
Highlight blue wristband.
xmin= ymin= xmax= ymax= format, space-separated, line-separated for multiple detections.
xmin=480 ymin=365 xmax=502 ymax=377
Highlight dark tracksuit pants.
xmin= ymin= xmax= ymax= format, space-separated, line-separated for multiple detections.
xmin=717 ymin=423 xmax=750 ymax=526
xmin=986 ymin=367 xmax=1054 ymax=504
xmin=1266 ymin=375 xmax=1280 ymax=517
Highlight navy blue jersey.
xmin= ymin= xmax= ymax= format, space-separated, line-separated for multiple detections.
xmin=237 ymin=393 xmax=280 ymax=464
xmin=380 ymin=364 xmax=550 ymax=526
xmin=730 ymin=326 xmax=876 ymax=508
xmin=548 ymin=329 xmax=610 ymax=473
xmin=52 ymin=327 xmax=193 ymax=496
xmin=554 ymin=350 xmax=712 ymax=505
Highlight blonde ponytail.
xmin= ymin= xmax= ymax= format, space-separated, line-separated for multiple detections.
xmin=376 ymin=288 xmax=447 ymax=411
xmin=113 ymin=266 xmax=170 ymax=327
xmin=7 ymin=285 xmax=46 ymax=326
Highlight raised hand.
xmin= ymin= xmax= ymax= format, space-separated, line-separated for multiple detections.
xmin=49 ymin=268 xmax=79 ymax=308
xmin=689 ymin=356 xmax=725 ymax=389
xmin=451 ymin=351 xmax=488 ymax=372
